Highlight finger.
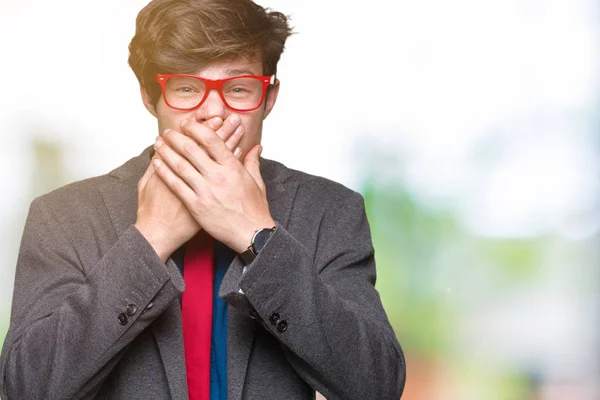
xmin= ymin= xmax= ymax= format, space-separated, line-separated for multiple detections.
xmin=163 ymin=128 xmax=213 ymax=171
xmin=151 ymin=157 xmax=199 ymax=208
xmin=203 ymin=116 xmax=242 ymax=151
xmin=233 ymin=147 xmax=242 ymax=160
xmin=214 ymin=114 xmax=242 ymax=146
xmin=203 ymin=114 xmax=244 ymax=152
xmin=154 ymin=134 xmax=207 ymax=192
xmin=180 ymin=119 xmax=235 ymax=165
xmin=204 ymin=117 xmax=224 ymax=132
xmin=243 ymin=144 xmax=266 ymax=193
xmin=179 ymin=117 xmax=223 ymax=144
xmin=225 ymin=125 xmax=244 ymax=152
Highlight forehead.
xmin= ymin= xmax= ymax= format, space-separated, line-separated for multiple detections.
xmin=193 ymin=56 xmax=264 ymax=79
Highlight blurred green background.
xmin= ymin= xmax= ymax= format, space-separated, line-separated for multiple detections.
xmin=363 ymin=144 xmax=599 ymax=399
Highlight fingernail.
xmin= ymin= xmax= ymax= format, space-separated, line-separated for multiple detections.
xmin=211 ymin=117 xmax=223 ymax=129
xmin=155 ymin=138 xmax=163 ymax=148
xmin=234 ymin=147 xmax=242 ymax=158
xmin=163 ymin=129 xmax=171 ymax=136
xmin=181 ymin=120 xmax=189 ymax=128
xmin=152 ymin=159 xmax=162 ymax=168
xmin=234 ymin=125 xmax=244 ymax=136
xmin=230 ymin=114 xmax=241 ymax=125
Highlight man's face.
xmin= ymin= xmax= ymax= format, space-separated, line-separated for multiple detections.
xmin=141 ymin=56 xmax=279 ymax=158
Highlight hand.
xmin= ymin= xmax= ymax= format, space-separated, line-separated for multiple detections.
xmin=151 ymin=117 xmax=275 ymax=254
xmin=135 ymin=117 xmax=244 ymax=261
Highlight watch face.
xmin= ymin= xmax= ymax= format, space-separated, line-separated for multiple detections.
xmin=253 ymin=228 xmax=274 ymax=254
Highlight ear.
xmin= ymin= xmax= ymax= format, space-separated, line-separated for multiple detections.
xmin=262 ymin=79 xmax=280 ymax=120
xmin=140 ymin=85 xmax=158 ymax=117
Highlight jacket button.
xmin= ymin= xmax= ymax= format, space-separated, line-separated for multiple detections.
xmin=269 ymin=312 xmax=280 ymax=325
xmin=126 ymin=304 xmax=137 ymax=316
xmin=118 ymin=313 xmax=128 ymax=325
xmin=276 ymin=320 xmax=287 ymax=333
xmin=249 ymin=308 xmax=258 ymax=319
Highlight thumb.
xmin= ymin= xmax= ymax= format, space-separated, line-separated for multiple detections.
xmin=243 ymin=144 xmax=265 ymax=192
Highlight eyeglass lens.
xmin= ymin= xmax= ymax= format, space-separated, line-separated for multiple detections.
xmin=165 ymin=76 xmax=264 ymax=110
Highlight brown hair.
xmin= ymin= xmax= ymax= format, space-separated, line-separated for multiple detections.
xmin=128 ymin=0 xmax=293 ymax=104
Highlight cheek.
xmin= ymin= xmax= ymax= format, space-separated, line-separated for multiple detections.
xmin=156 ymin=108 xmax=193 ymax=134
xmin=239 ymin=115 xmax=264 ymax=148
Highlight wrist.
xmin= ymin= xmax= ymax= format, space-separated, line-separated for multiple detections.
xmin=239 ymin=224 xmax=277 ymax=265
xmin=134 ymin=221 xmax=173 ymax=262
xmin=229 ymin=216 xmax=276 ymax=253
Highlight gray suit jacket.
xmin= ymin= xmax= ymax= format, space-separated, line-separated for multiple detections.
xmin=0 ymin=147 xmax=405 ymax=400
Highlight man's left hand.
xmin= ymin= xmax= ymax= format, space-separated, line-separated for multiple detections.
xmin=152 ymin=119 xmax=275 ymax=254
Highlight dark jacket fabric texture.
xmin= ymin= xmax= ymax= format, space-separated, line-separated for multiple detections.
xmin=0 ymin=147 xmax=406 ymax=400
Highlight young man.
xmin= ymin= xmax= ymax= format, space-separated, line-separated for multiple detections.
xmin=0 ymin=0 xmax=406 ymax=399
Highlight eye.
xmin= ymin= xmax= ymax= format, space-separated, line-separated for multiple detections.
xmin=175 ymin=86 xmax=197 ymax=93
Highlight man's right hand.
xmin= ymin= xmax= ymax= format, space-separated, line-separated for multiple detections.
xmin=134 ymin=115 xmax=244 ymax=262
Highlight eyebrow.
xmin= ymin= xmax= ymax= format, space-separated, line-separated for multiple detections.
xmin=225 ymin=68 xmax=260 ymax=77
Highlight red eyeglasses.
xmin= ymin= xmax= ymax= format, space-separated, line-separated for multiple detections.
xmin=156 ymin=74 xmax=275 ymax=112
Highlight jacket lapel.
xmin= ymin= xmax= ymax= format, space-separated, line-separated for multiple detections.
xmin=99 ymin=146 xmax=151 ymax=238
xmin=151 ymin=301 xmax=189 ymax=400
xmin=222 ymin=158 xmax=298 ymax=400
xmin=99 ymin=147 xmax=188 ymax=400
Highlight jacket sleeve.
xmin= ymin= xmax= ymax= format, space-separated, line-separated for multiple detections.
xmin=237 ymin=189 xmax=406 ymax=400
xmin=0 ymin=196 xmax=185 ymax=399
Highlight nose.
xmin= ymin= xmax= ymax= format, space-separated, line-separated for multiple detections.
xmin=193 ymin=88 xmax=228 ymax=123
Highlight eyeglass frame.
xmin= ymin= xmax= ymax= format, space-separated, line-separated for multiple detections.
xmin=155 ymin=73 xmax=276 ymax=112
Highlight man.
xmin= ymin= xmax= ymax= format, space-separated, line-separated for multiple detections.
xmin=0 ymin=0 xmax=406 ymax=399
